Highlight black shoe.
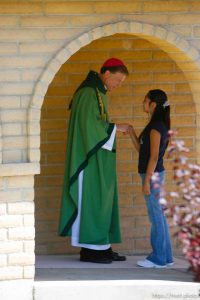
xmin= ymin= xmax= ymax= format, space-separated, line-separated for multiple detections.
xmin=107 ymin=247 xmax=126 ymax=261
xmin=80 ymin=248 xmax=112 ymax=264
xmin=111 ymin=251 xmax=126 ymax=261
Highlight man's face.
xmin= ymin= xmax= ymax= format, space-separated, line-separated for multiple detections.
xmin=102 ymin=71 xmax=126 ymax=91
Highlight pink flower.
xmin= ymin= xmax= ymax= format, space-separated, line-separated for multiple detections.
xmin=161 ymin=130 xmax=200 ymax=281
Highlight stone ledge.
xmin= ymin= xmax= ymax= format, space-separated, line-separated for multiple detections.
xmin=0 ymin=280 xmax=33 ymax=300
xmin=34 ymin=280 xmax=200 ymax=300
xmin=0 ymin=163 xmax=40 ymax=177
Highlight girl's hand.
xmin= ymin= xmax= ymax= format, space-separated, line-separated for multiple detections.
xmin=143 ymin=180 xmax=150 ymax=196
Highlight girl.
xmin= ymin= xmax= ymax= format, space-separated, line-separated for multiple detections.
xmin=130 ymin=89 xmax=173 ymax=268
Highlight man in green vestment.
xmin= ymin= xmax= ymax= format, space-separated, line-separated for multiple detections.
xmin=58 ymin=58 xmax=130 ymax=263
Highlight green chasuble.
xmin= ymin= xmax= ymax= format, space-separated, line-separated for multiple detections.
xmin=58 ymin=71 xmax=121 ymax=245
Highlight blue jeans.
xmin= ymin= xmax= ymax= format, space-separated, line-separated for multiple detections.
xmin=140 ymin=171 xmax=173 ymax=266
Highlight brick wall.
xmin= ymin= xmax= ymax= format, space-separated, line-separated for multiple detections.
xmin=0 ymin=171 xmax=36 ymax=280
xmin=0 ymin=0 xmax=200 ymax=283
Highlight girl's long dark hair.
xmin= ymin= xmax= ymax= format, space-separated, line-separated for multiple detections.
xmin=147 ymin=89 xmax=170 ymax=130
xmin=139 ymin=89 xmax=171 ymax=140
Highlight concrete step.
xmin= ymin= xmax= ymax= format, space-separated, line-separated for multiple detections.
xmin=1 ymin=256 xmax=196 ymax=300
xmin=34 ymin=255 xmax=199 ymax=300
xmin=34 ymin=280 xmax=200 ymax=300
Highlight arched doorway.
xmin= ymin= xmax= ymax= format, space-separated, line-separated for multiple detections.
xmin=30 ymin=21 xmax=200 ymax=256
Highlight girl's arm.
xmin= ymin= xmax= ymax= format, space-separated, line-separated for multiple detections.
xmin=143 ymin=129 xmax=161 ymax=195
xmin=129 ymin=127 xmax=140 ymax=152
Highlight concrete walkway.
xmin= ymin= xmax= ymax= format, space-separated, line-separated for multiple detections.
xmin=35 ymin=255 xmax=193 ymax=282
xmin=34 ymin=256 xmax=200 ymax=300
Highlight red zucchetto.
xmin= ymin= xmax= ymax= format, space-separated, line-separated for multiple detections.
xmin=102 ymin=57 xmax=126 ymax=67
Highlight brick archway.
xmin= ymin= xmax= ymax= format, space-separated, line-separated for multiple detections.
xmin=28 ymin=21 xmax=200 ymax=162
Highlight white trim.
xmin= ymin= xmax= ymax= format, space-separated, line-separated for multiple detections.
xmin=102 ymin=125 xmax=116 ymax=151
xmin=71 ymin=169 xmax=110 ymax=250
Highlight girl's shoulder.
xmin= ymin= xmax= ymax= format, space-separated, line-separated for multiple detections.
xmin=152 ymin=120 xmax=166 ymax=127
xmin=150 ymin=121 xmax=167 ymax=134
